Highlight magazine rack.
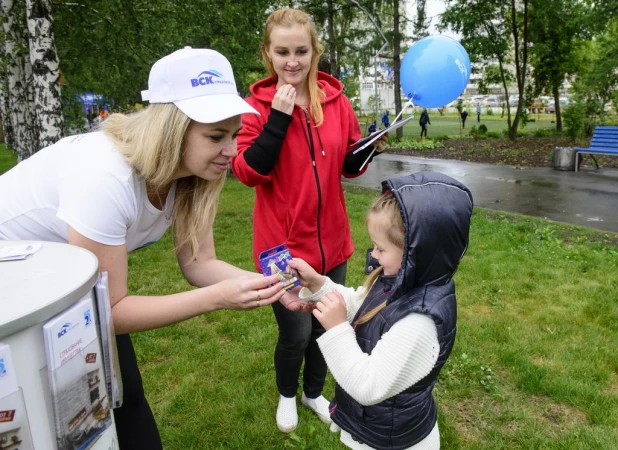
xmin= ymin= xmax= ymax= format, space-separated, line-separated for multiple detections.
xmin=0 ymin=241 xmax=118 ymax=450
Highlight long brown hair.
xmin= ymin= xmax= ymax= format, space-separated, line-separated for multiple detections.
xmin=261 ymin=8 xmax=325 ymax=126
xmin=355 ymin=193 xmax=405 ymax=325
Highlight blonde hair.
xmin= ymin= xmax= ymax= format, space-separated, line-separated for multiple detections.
xmin=355 ymin=193 xmax=405 ymax=325
xmin=261 ymin=8 xmax=326 ymax=126
xmin=101 ymin=104 xmax=225 ymax=259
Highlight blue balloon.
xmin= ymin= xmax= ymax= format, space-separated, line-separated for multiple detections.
xmin=400 ymin=35 xmax=471 ymax=108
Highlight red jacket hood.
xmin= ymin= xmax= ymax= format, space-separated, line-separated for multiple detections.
xmin=249 ymin=71 xmax=344 ymax=105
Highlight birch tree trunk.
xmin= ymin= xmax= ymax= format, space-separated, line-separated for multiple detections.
xmin=1 ymin=0 xmax=38 ymax=161
xmin=0 ymin=31 xmax=16 ymax=150
xmin=25 ymin=0 xmax=63 ymax=149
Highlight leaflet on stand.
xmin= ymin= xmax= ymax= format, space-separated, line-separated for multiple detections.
xmin=0 ymin=343 xmax=34 ymax=449
xmin=43 ymin=297 xmax=112 ymax=450
xmin=94 ymin=272 xmax=123 ymax=408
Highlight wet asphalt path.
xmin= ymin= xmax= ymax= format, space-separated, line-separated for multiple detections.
xmin=343 ymin=154 xmax=618 ymax=234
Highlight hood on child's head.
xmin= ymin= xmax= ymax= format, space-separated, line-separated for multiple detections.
xmin=381 ymin=171 xmax=473 ymax=302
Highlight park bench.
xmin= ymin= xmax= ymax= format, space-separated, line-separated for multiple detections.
xmin=575 ymin=126 xmax=618 ymax=172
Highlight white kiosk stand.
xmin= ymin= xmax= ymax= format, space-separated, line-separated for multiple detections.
xmin=0 ymin=241 xmax=118 ymax=450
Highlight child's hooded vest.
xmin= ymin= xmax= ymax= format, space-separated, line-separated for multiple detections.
xmin=330 ymin=171 xmax=473 ymax=450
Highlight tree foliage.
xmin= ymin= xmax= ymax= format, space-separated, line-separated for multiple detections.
xmin=440 ymin=0 xmax=531 ymax=140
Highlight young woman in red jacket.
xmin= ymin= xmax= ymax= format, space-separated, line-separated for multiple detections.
xmin=231 ymin=8 xmax=388 ymax=434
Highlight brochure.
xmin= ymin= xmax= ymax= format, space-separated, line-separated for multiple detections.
xmin=94 ymin=272 xmax=123 ymax=409
xmin=43 ymin=297 xmax=112 ymax=450
xmin=0 ymin=242 xmax=42 ymax=262
xmin=352 ymin=116 xmax=415 ymax=154
xmin=0 ymin=343 xmax=34 ymax=449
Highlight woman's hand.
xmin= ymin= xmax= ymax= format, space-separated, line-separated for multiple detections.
xmin=215 ymin=274 xmax=286 ymax=310
xmin=271 ymin=84 xmax=296 ymax=116
xmin=373 ymin=132 xmax=389 ymax=153
xmin=289 ymin=258 xmax=325 ymax=293
xmin=280 ymin=288 xmax=315 ymax=313
xmin=312 ymin=291 xmax=347 ymax=330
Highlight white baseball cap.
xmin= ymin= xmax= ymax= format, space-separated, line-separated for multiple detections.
xmin=141 ymin=47 xmax=259 ymax=123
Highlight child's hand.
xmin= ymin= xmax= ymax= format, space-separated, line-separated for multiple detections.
xmin=289 ymin=258 xmax=325 ymax=293
xmin=312 ymin=291 xmax=347 ymax=330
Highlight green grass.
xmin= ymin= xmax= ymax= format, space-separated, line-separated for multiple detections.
xmin=0 ymin=143 xmax=17 ymax=174
xmin=126 ymin=179 xmax=618 ymax=449
xmin=2 ymin=144 xmax=618 ymax=448
xmin=359 ymin=113 xmax=559 ymax=139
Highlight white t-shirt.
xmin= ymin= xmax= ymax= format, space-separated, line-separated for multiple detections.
xmin=0 ymin=132 xmax=176 ymax=252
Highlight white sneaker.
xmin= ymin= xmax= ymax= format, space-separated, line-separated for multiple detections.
xmin=301 ymin=392 xmax=332 ymax=424
xmin=276 ymin=395 xmax=298 ymax=433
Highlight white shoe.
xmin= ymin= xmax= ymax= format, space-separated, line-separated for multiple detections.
xmin=276 ymin=395 xmax=298 ymax=433
xmin=301 ymin=392 xmax=332 ymax=424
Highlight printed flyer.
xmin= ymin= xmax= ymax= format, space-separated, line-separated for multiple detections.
xmin=43 ymin=297 xmax=112 ymax=450
xmin=0 ymin=343 xmax=34 ymax=449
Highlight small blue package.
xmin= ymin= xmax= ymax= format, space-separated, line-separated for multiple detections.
xmin=258 ymin=244 xmax=300 ymax=291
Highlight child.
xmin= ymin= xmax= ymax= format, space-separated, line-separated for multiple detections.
xmin=290 ymin=171 xmax=473 ymax=449
xmin=368 ymin=120 xmax=377 ymax=134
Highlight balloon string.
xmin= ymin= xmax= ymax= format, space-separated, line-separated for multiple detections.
xmin=357 ymin=98 xmax=415 ymax=172
xmin=393 ymin=99 xmax=414 ymax=122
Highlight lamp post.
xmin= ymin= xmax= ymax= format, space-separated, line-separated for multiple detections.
xmin=350 ymin=0 xmax=389 ymax=126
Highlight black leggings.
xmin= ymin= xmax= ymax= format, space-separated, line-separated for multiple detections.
xmin=113 ymin=334 xmax=163 ymax=449
xmin=420 ymin=124 xmax=428 ymax=138
xmin=272 ymin=261 xmax=347 ymax=398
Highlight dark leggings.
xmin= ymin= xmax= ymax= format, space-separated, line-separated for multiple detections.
xmin=272 ymin=261 xmax=347 ymax=398
xmin=420 ymin=124 xmax=428 ymax=138
xmin=113 ymin=334 xmax=163 ymax=449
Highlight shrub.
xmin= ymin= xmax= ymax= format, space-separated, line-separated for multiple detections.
xmin=478 ymin=124 xmax=488 ymax=134
xmin=389 ymin=137 xmax=444 ymax=151
xmin=486 ymin=131 xmax=501 ymax=138
xmin=433 ymin=135 xmax=451 ymax=143
xmin=563 ymin=100 xmax=587 ymax=142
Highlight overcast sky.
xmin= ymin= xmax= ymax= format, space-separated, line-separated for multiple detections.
xmin=415 ymin=0 xmax=459 ymax=39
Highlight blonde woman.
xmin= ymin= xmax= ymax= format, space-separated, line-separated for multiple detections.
xmin=0 ymin=48 xmax=287 ymax=449
xmin=231 ymin=8 xmax=388 ymax=433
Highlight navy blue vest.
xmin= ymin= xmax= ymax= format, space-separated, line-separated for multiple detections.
xmin=329 ymin=278 xmax=457 ymax=449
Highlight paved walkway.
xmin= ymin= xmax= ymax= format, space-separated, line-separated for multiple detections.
xmin=344 ymin=154 xmax=618 ymax=234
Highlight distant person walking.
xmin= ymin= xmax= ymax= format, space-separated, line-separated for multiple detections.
xmin=419 ymin=108 xmax=430 ymax=139
xmin=460 ymin=110 xmax=468 ymax=129
xmin=381 ymin=110 xmax=390 ymax=128
xmin=367 ymin=120 xmax=377 ymax=135
xmin=476 ymin=103 xmax=481 ymax=123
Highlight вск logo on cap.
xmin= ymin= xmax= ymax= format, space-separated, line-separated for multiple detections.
xmin=191 ymin=70 xmax=234 ymax=87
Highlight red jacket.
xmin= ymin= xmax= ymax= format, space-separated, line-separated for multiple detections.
xmin=232 ymin=72 xmax=365 ymax=274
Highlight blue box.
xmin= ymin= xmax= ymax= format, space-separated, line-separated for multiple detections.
xmin=258 ymin=244 xmax=300 ymax=291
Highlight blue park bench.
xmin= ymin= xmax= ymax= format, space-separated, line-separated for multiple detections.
xmin=575 ymin=126 xmax=618 ymax=172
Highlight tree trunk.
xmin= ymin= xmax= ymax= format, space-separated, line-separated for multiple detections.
xmin=1 ymin=0 xmax=38 ymax=161
xmin=25 ymin=0 xmax=64 ymax=149
xmin=0 ymin=32 xmax=16 ymax=150
xmin=326 ymin=0 xmax=337 ymax=77
xmin=552 ymin=85 xmax=562 ymax=131
xmin=393 ymin=0 xmax=403 ymax=138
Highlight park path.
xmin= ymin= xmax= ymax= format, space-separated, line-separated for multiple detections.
xmin=344 ymin=154 xmax=618 ymax=234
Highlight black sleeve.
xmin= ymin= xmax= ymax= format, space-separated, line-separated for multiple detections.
xmin=343 ymin=135 xmax=381 ymax=174
xmin=242 ymin=109 xmax=293 ymax=175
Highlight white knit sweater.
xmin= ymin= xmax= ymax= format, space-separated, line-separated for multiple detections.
xmin=300 ymin=277 xmax=441 ymax=450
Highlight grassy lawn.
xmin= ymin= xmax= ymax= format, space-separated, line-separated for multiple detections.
xmin=0 ymin=143 xmax=17 ymax=173
xmin=131 ymin=179 xmax=618 ymax=449
xmin=359 ymin=112 xmax=558 ymax=139
xmin=2 ymin=143 xmax=617 ymax=448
